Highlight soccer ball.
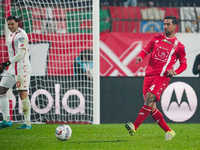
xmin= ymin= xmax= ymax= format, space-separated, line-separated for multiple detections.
xmin=55 ymin=124 xmax=72 ymax=141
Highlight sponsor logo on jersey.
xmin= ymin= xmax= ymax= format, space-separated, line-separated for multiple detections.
xmin=162 ymin=39 xmax=172 ymax=44
xmin=161 ymin=82 xmax=197 ymax=122
xmin=20 ymin=44 xmax=24 ymax=47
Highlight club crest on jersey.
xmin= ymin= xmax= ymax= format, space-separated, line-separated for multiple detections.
xmin=18 ymin=37 xmax=25 ymax=42
xmin=162 ymin=39 xmax=172 ymax=44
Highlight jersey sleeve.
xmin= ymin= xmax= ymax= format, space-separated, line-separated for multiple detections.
xmin=138 ymin=36 xmax=155 ymax=59
xmin=175 ymin=45 xmax=187 ymax=74
xmin=177 ymin=45 xmax=187 ymax=63
xmin=17 ymin=34 xmax=28 ymax=50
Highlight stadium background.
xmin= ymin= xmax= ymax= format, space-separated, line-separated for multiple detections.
xmin=0 ymin=1 xmax=200 ymax=123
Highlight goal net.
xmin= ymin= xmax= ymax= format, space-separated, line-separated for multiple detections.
xmin=0 ymin=0 xmax=99 ymax=124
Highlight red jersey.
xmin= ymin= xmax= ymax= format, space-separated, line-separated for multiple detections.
xmin=138 ymin=34 xmax=187 ymax=76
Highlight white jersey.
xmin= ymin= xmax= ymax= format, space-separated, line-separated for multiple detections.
xmin=6 ymin=28 xmax=31 ymax=75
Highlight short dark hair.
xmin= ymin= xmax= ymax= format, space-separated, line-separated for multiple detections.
xmin=164 ymin=15 xmax=178 ymax=25
xmin=6 ymin=15 xmax=19 ymax=22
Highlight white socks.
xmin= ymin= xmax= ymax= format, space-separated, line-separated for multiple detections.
xmin=0 ymin=94 xmax=10 ymax=122
xmin=22 ymin=97 xmax=31 ymax=126
xmin=0 ymin=94 xmax=31 ymax=126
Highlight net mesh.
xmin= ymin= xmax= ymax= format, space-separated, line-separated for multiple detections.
xmin=0 ymin=0 xmax=95 ymax=124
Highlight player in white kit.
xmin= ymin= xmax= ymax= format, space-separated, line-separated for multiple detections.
xmin=0 ymin=16 xmax=32 ymax=129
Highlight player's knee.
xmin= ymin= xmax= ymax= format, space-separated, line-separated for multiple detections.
xmin=144 ymin=101 xmax=154 ymax=107
xmin=151 ymin=107 xmax=156 ymax=113
xmin=144 ymin=92 xmax=156 ymax=107
xmin=20 ymin=95 xmax=28 ymax=101
xmin=18 ymin=90 xmax=28 ymax=100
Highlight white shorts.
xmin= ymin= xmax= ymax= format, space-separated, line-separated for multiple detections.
xmin=0 ymin=72 xmax=30 ymax=90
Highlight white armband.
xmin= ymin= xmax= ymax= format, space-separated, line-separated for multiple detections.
xmin=9 ymin=49 xmax=26 ymax=64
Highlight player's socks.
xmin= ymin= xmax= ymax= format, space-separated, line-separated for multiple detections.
xmin=151 ymin=108 xmax=171 ymax=132
xmin=0 ymin=94 xmax=10 ymax=122
xmin=22 ymin=97 xmax=31 ymax=126
xmin=133 ymin=105 xmax=151 ymax=130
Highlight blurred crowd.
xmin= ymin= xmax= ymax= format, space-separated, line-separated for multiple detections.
xmin=100 ymin=0 xmax=200 ymax=7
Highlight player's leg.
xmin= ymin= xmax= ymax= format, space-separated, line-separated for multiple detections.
xmin=125 ymin=92 xmax=155 ymax=135
xmin=0 ymin=87 xmax=9 ymax=120
xmin=16 ymin=90 xmax=31 ymax=129
xmin=134 ymin=75 xmax=157 ymax=129
xmin=15 ymin=74 xmax=32 ymax=129
xmin=151 ymin=107 xmax=171 ymax=132
xmin=149 ymin=76 xmax=175 ymax=140
xmin=133 ymin=92 xmax=156 ymax=129
xmin=0 ymin=87 xmax=13 ymax=129
xmin=151 ymin=108 xmax=175 ymax=140
xmin=0 ymin=74 xmax=15 ymax=129
xmin=125 ymin=76 xmax=154 ymax=135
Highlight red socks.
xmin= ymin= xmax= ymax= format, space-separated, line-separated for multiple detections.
xmin=151 ymin=108 xmax=171 ymax=132
xmin=133 ymin=105 xmax=151 ymax=130
xmin=133 ymin=106 xmax=171 ymax=132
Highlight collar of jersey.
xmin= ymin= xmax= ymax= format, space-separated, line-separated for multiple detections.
xmin=12 ymin=27 xmax=20 ymax=34
xmin=164 ymin=35 xmax=176 ymax=40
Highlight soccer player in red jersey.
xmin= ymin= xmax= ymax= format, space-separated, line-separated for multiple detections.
xmin=125 ymin=15 xmax=187 ymax=140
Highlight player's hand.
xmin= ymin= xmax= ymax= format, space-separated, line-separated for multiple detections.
xmin=135 ymin=56 xmax=143 ymax=64
xmin=0 ymin=61 xmax=11 ymax=74
xmin=2 ymin=61 xmax=11 ymax=68
xmin=167 ymin=69 xmax=177 ymax=78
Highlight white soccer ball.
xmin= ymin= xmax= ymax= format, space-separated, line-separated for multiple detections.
xmin=55 ymin=124 xmax=72 ymax=141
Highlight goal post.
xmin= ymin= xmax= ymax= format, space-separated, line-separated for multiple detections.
xmin=0 ymin=0 xmax=100 ymax=124
xmin=92 ymin=0 xmax=100 ymax=125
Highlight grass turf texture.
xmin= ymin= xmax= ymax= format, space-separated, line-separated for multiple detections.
xmin=0 ymin=123 xmax=199 ymax=150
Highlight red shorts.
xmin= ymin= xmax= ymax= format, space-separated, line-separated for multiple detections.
xmin=143 ymin=75 xmax=170 ymax=102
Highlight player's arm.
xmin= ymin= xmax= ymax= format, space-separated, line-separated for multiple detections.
xmin=136 ymin=37 xmax=154 ymax=64
xmin=9 ymin=49 xmax=26 ymax=64
xmin=0 ymin=36 xmax=27 ymax=69
xmin=0 ymin=49 xmax=26 ymax=71
xmin=175 ymin=46 xmax=187 ymax=74
xmin=10 ymin=35 xmax=27 ymax=64
xmin=168 ymin=46 xmax=187 ymax=77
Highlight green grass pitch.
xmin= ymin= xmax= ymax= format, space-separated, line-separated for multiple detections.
xmin=0 ymin=123 xmax=200 ymax=150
